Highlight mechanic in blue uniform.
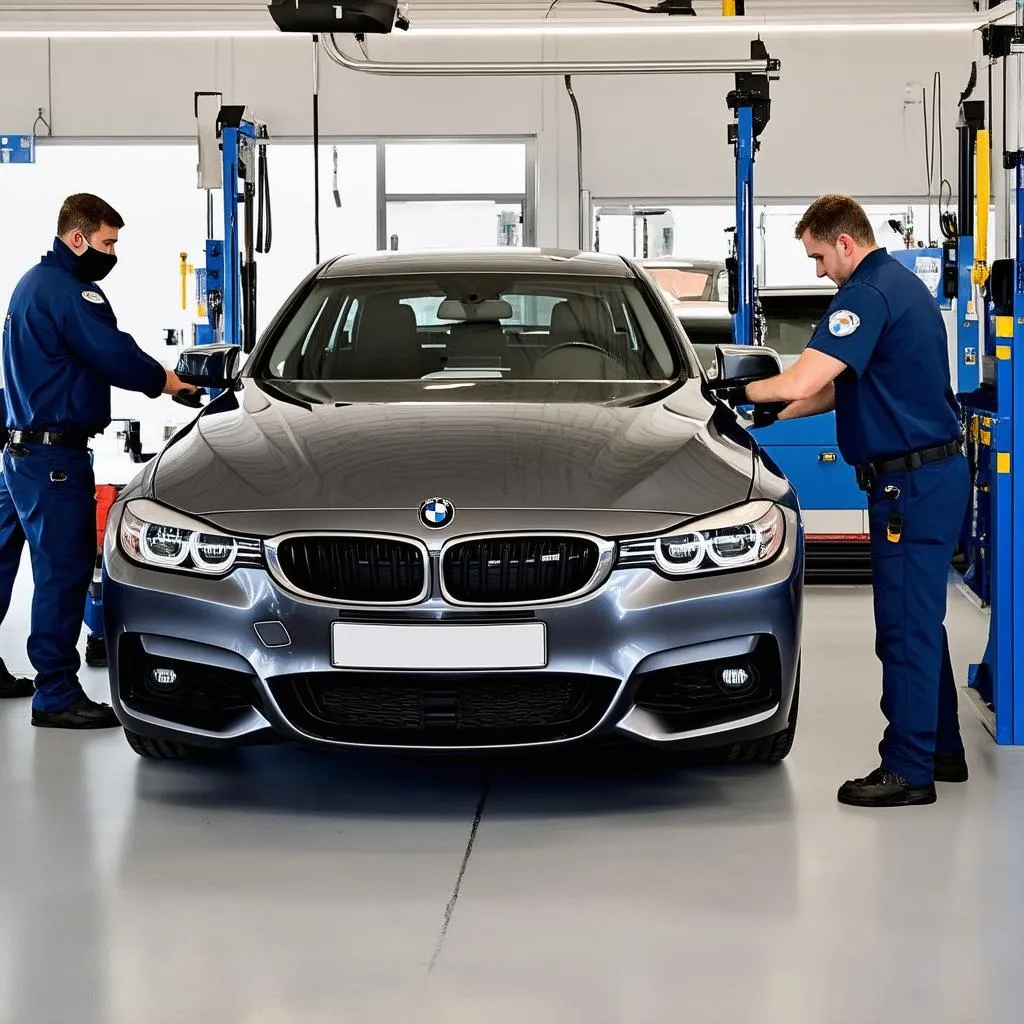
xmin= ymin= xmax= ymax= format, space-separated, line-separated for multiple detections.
xmin=0 ymin=193 xmax=195 ymax=729
xmin=736 ymin=194 xmax=971 ymax=808
xmin=0 ymin=387 xmax=35 ymax=699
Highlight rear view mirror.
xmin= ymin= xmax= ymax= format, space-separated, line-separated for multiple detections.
xmin=175 ymin=345 xmax=242 ymax=390
xmin=713 ymin=344 xmax=783 ymax=384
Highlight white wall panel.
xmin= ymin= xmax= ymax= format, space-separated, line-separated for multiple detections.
xmin=558 ymin=29 xmax=975 ymax=200
xmin=310 ymin=36 xmax=546 ymax=137
xmin=48 ymin=38 xmax=219 ymax=136
xmin=0 ymin=40 xmax=51 ymax=132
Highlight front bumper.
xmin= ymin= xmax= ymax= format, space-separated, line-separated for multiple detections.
xmin=101 ymin=508 xmax=803 ymax=754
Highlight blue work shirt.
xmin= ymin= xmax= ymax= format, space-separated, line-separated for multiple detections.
xmin=807 ymin=247 xmax=961 ymax=467
xmin=1 ymin=237 xmax=166 ymax=435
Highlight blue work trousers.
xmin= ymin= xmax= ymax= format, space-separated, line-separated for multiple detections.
xmin=868 ymin=453 xmax=972 ymax=785
xmin=0 ymin=443 xmax=95 ymax=712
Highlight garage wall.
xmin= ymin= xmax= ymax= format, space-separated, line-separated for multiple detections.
xmin=0 ymin=26 xmax=980 ymax=249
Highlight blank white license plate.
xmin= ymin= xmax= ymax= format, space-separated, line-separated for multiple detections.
xmin=331 ymin=622 xmax=547 ymax=671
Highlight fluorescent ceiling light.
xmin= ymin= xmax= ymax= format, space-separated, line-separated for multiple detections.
xmin=0 ymin=29 xmax=283 ymax=38
xmin=407 ymin=21 xmax=979 ymax=35
xmin=0 ymin=17 xmax=983 ymax=38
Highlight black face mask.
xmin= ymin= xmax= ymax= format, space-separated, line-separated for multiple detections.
xmin=73 ymin=244 xmax=118 ymax=283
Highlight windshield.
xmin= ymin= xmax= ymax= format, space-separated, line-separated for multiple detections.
xmin=256 ymin=273 xmax=683 ymax=383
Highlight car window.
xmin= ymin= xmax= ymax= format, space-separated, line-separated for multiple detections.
xmin=257 ymin=273 xmax=686 ymax=383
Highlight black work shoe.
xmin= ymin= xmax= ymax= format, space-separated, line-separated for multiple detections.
xmin=31 ymin=696 xmax=120 ymax=730
xmin=0 ymin=674 xmax=34 ymax=699
xmin=837 ymin=767 xmax=937 ymax=807
xmin=934 ymin=752 xmax=969 ymax=783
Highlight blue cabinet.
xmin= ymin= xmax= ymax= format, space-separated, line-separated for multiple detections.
xmin=752 ymin=413 xmax=866 ymax=511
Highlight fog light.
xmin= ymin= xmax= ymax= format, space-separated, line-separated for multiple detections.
xmin=719 ymin=667 xmax=754 ymax=692
xmin=149 ymin=667 xmax=178 ymax=691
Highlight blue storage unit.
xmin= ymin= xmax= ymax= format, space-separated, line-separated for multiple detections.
xmin=752 ymin=415 xmax=864 ymax=513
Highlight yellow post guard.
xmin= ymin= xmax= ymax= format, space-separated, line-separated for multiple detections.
xmin=972 ymin=130 xmax=990 ymax=289
xmin=179 ymin=252 xmax=188 ymax=310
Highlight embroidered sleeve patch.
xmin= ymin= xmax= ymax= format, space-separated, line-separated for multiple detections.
xmin=828 ymin=310 xmax=860 ymax=338
xmin=81 ymin=291 xmax=105 ymax=305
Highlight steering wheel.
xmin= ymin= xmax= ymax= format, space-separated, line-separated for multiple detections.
xmin=535 ymin=341 xmax=627 ymax=376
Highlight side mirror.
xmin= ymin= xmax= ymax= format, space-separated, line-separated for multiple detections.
xmin=175 ymin=344 xmax=242 ymax=390
xmin=713 ymin=344 xmax=783 ymax=384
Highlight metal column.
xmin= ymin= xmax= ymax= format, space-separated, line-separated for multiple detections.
xmin=962 ymin=9 xmax=1024 ymax=744
xmin=725 ymin=42 xmax=773 ymax=346
xmin=732 ymin=105 xmax=755 ymax=346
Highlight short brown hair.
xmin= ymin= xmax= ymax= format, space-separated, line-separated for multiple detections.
xmin=57 ymin=193 xmax=125 ymax=238
xmin=794 ymin=194 xmax=875 ymax=246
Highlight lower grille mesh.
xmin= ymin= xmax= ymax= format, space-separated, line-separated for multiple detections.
xmin=268 ymin=672 xmax=615 ymax=747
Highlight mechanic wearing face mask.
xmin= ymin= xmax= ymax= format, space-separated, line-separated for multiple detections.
xmin=731 ymin=193 xmax=970 ymax=809
xmin=0 ymin=193 xmax=195 ymax=728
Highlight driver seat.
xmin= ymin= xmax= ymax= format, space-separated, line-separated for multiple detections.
xmin=350 ymin=296 xmax=423 ymax=379
xmin=539 ymin=296 xmax=624 ymax=379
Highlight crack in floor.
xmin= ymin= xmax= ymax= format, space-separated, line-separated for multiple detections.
xmin=428 ymin=774 xmax=492 ymax=974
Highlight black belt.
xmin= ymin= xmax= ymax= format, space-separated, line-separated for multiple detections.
xmin=855 ymin=439 xmax=961 ymax=492
xmin=7 ymin=429 xmax=90 ymax=448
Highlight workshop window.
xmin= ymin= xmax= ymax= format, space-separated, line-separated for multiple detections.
xmin=382 ymin=139 xmax=533 ymax=251
xmin=385 ymin=142 xmax=527 ymax=195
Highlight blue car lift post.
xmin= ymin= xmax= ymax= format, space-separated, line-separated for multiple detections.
xmin=82 ymin=95 xmax=268 ymax=668
xmin=723 ymin=63 xmax=871 ymax=580
xmin=953 ymin=12 xmax=1024 ymax=747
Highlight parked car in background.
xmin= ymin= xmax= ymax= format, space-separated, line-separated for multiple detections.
xmin=102 ymin=248 xmax=804 ymax=765
xmin=641 ymin=257 xmax=728 ymax=306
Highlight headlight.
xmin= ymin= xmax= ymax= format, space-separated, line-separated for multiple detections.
xmin=618 ymin=502 xmax=785 ymax=577
xmin=117 ymin=499 xmax=262 ymax=576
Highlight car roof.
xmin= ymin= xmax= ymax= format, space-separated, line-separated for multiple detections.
xmin=319 ymin=248 xmax=636 ymax=279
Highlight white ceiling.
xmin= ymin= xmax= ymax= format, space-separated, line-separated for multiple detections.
xmin=0 ymin=0 xmax=991 ymax=32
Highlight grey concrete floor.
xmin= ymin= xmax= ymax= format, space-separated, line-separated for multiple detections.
xmin=1 ymin=562 xmax=1022 ymax=1024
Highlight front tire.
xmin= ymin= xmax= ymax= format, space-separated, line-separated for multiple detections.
xmin=718 ymin=663 xmax=800 ymax=765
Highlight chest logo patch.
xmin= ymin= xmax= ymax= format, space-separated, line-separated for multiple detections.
xmin=828 ymin=310 xmax=860 ymax=338
xmin=81 ymin=290 xmax=104 ymax=305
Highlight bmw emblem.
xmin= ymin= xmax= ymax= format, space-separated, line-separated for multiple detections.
xmin=419 ymin=497 xmax=455 ymax=530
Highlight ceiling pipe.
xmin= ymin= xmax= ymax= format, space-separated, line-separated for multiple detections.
xmin=320 ymin=32 xmax=778 ymax=76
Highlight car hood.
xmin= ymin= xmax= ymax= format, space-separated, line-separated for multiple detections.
xmin=149 ymin=380 xmax=754 ymax=522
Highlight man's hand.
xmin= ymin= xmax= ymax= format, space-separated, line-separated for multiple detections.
xmin=715 ymin=382 xmax=750 ymax=407
xmin=162 ymin=368 xmax=197 ymax=397
xmin=750 ymin=401 xmax=788 ymax=427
